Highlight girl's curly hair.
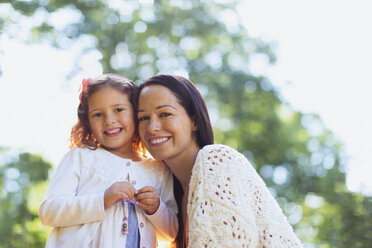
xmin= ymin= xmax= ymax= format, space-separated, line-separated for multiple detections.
xmin=70 ymin=74 xmax=146 ymax=157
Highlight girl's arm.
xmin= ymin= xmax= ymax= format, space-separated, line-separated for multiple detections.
xmin=38 ymin=149 xmax=106 ymax=227
xmin=143 ymin=166 xmax=179 ymax=242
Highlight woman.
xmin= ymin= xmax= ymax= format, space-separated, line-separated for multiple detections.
xmin=136 ymin=74 xmax=303 ymax=247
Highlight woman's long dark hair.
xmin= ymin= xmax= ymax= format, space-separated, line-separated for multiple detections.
xmin=136 ymin=74 xmax=214 ymax=247
xmin=136 ymin=74 xmax=214 ymax=148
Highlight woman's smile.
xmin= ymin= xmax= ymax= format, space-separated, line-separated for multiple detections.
xmin=149 ymin=136 xmax=171 ymax=145
xmin=137 ymin=84 xmax=198 ymax=162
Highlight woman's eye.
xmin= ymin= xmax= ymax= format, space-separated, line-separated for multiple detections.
xmin=138 ymin=116 xmax=149 ymax=122
xmin=160 ymin=113 xmax=172 ymax=117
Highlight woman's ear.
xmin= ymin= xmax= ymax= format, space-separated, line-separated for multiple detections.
xmin=191 ymin=117 xmax=198 ymax=131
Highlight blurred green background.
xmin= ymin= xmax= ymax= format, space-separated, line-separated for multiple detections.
xmin=1 ymin=0 xmax=372 ymax=247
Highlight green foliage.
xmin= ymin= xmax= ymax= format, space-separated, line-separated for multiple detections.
xmin=299 ymin=192 xmax=372 ymax=247
xmin=2 ymin=0 xmax=372 ymax=247
xmin=0 ymin=148 xmax=52 ymax=248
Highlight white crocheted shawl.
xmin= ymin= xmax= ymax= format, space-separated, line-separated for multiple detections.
xmin=187 ymin=144 xmax=303 ymax=247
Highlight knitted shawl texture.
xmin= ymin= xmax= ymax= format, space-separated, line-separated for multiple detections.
xmin=187 ymin=144 xmax=303 ymax=247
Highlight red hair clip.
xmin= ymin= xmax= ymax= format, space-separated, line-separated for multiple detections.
xmin=82 ymin=78 xmax=91 ymax=91
xmin=79 ymin=78 xmax=91 ymax=102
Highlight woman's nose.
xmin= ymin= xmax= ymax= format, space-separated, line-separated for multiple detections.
xmin=147 ymin=118 xmax=160 ymax=133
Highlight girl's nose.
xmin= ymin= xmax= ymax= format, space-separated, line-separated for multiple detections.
xmin=104 ymin=114 xmax=116 ymax=125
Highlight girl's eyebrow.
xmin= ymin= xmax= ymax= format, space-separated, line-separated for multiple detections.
xmin=138 ymin=104 xmax=176 ymax=113
xmin=89 ymin=108 xmax=101 ymax=113
xmin=89 ymin=103 xmax=130 ymax=113
xmin=112 ymin=103 xmax=130 ymax=108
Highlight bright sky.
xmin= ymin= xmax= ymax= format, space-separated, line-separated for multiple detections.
xmin=237 ymin=0 xmax=372 ymax=195
xmin=1 ymin=0 xmax=371 ymax=195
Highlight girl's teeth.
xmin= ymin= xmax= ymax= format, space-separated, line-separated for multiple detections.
xmin=106 ymin=128 xmax=120 ymax=134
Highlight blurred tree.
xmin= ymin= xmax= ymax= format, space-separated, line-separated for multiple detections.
xmin=1 ymin=0 xmax=372 ymax=247
xmin=0 ymin=147 xmax=52 ymax=248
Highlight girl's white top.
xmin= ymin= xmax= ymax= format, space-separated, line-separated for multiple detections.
xmin=187 ymin=144 xmax=303 ymax=247
xmin=39 ymin=147 xmax=178 ymax=248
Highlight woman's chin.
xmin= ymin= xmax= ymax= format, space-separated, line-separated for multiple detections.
xmin=147 ymin=150 xmax=171 ymax=161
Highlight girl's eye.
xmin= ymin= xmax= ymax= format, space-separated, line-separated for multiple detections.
xmin=92 ymin=113 xmax=102 ymax=118
xmin=115 ymin=108 xmax=124 ymax=113
xmin=138 ymin=116 xmax=149 ymax=122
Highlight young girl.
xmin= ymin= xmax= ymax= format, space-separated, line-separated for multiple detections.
xmin=136 ymin=74 xmax=303 ymax=248
xmin=39 ymin=74 xmax=178 ymax=248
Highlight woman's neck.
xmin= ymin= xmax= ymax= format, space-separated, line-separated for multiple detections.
xmin=165 ymin=143 xmax=200 ymax=192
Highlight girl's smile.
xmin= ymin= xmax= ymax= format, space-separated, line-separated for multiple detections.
xmin=104 ymin=127 xmax=123 ymax=137
xmin=88 ymin=87 xmax=136 ymax=158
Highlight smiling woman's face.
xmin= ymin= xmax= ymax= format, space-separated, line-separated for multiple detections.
xmin=137 ymin=84 xmax=198 ymax=162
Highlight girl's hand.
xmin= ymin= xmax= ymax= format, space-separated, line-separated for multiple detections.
xmin=134 ymin=186 xmax=160 ymax=215
xmin=104 ymin=181 xmax=137 ymax=210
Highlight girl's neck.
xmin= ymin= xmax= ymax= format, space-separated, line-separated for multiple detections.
xmin=103 ymin=145 xmax=143 ymax=162
xmin=165 ymin=144 xmax=200 ymax=192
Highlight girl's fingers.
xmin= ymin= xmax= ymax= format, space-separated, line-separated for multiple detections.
xmin=135 ymin=198 xmax=159 ymax=215
xmin=104 ymin=181 xmax=139 ymax=209
xmin=134 ymin=199 xmax=155 ymax=208
xmin=137 ymin=186 xmax=157 ymax=194
xmin=118 ymin=181 xmax=137 ymax=199
xmin=135 ymin=201 xmax=146 ymax=208
xmin=135 ymin=192 xmax=155 ymax=201
xmin=119 ymin=192 xmax=130 ymax=201
xmin=135 ymin=186 xmax=158 ymax=201
xmin=128 ymin=186 xmax=159 ymax=214
xmin=137 ymin=197 xmax=156 ymax=206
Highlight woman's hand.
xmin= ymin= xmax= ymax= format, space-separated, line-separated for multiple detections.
xmin=134 ymin=186 xmax=160 ymax=215
xmin=104 ymin=181 xmax=137 ymax=210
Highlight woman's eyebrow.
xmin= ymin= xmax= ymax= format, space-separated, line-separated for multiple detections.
xmin=138 ymin=104 xmax=176 ymax=113
xmin=156 ymin=104 xmax=176 ymax=110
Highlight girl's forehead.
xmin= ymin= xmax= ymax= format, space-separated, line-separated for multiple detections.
xmin=88 ymin=87 xmax=130 ymax=105
xmin=90 ymin=86 xmax=128 ymax=97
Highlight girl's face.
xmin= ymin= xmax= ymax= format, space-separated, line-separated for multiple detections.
xmin=88 ymin=87 xmax=135 ymax=158
xmin=137 ymin=85 xmax=198 ymax=162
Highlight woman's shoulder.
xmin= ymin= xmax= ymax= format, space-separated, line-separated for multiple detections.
xmin=198 ymin=144 xmax=245 ymax=161
xmin=194 ymin=144 xmax=253 ymax=176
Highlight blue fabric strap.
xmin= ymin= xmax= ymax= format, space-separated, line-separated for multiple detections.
xmin=125 ymin=202 xmax=140 ymax=248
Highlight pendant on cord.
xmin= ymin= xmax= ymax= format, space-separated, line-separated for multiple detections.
xmin=121 ymin=172 xmax=131 ymax=235
xmin=122 ymin=200 xmax=128 ymax=235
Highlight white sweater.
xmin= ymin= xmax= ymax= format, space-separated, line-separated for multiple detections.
xmin=187 ymin=144 xmax=303 ymax=247
xmin=39 ymin=147 xmax=178 ymax=248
